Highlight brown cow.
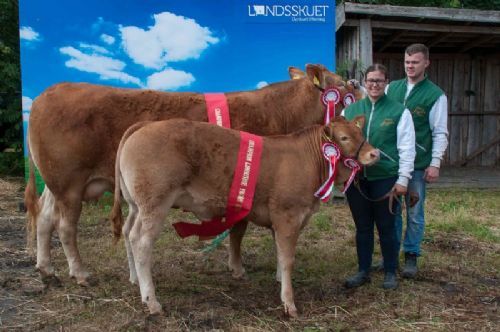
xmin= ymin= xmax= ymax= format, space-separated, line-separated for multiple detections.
xmin=24 ymin=64 xmax=363 ymax=286
xmin=110 ymin=117 xmax=379 ymax=317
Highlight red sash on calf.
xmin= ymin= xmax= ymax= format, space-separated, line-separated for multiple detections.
xmin=204 ymin=93 xmax=231 ymax=128
xmin=173 ymin=132 xmax=263 ymax=238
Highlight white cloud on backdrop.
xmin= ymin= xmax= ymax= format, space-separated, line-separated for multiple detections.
xmin=146 ymin=68 xmax=195 ymax=90
xmin=100 ymin=34 xmax=115 ymax=45
xmin=256 ymin=81 xmax=268 ymax=89
xmin=59 ymin=46 xmax=142 ymax=86
xmin=79 ymin=43 xmax=111 ymax=55
xmin=22 ymin=96 xmax=33 ymax=111
xmin=57 ymin=12 xmax=219 ymax=90
xmin=20 ymin=26 xmax=40 ymax=41
xmin=120 ymin=12 xmax=219 ymax=69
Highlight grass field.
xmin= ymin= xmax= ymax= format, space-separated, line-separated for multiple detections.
xmin=0 ymin=178 xmax=498 ymax=331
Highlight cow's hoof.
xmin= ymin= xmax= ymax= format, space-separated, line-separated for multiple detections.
xmin=69 ymin=270 xmax=91 ymax=286
xmin=70 ymin=273 xmax=94 ymax=287
xmin=231 ymin=268 xmax=246 ymax=280
xmin=36 ymin=265 xmax=55 ymax=277
xmin=41 ymin=274 xmax=62 ymax=288
xmin=146 ymin=310 xmax=162 ymax=324
xmin=77 ymin=275 xmax=98 ymax=287
xmin=129 ymin=274 xmax=138 ymax=285
xmin=284 ymin=303 xmax=298 ymax=318
xmin=147 ymin=301 xmax=163 ymax=316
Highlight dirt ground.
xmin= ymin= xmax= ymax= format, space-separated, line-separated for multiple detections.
xmin=0 ymin=177 xmax=498 ymax=331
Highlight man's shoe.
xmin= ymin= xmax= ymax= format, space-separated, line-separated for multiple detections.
xmin=344 ymin=271 xmax=370 ymax=289
xmin=401 ymin=252 xmax=418 ymax=279
xmin=371 ymin=260 xmax=384 ymax=272
xmin=382 ymin=272 xmax=398 ymax=289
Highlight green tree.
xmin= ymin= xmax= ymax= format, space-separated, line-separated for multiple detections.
xmin=0 ymin=0 xmax=23 ymax=176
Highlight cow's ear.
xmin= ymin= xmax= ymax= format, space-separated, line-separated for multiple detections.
xmin=306 ymin=64 xmax=323 ymax=88
xmin=288 ymin=66 xmax=305 ymax=80
xmin=353 ymin=115 xmax=366 ymax=130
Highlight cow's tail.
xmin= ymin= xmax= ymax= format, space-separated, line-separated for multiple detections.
xmin=24 ymin=143 xmax=40 ymax=253
xmin=110 ymin=121 xmax=152 ymax=244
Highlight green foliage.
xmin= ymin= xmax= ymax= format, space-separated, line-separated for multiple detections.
xmin=0 ymin=0 xmax=23 ymax=176
xmin=336 ymin=59 xmax=366 ymax=81
xmin=460 ymin=0 xmax=500 ymax=10
xmin=338 ymin=0 xmax=500 ymax=10
xmin=0 ymin=149 xmax=22 ymax=175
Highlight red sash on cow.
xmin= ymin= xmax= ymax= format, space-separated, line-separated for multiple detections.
xmin=173 ymin=132 xmax=263 ymax=238
xmin=204 ymin=93 xmax=231 ymax=128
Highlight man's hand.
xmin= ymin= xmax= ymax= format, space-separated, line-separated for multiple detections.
xmin=424 ymin=166 xmax=440 ymax=183
xmin=393 ymin=184 xmax=407 ymax=196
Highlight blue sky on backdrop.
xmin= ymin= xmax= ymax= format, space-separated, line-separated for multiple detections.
xmin=20 ymin=0 xmax=335 ymax=111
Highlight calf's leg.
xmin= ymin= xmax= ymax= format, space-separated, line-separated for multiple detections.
xmin=120 ymin=179 xmax=139 ymax=284
xmin=271 ymin=229 xmax=282 ymax=283
xmin=122 ymin=204 xmax=139 ymax=284
xmin=36 ymin=188 xmax=59 ymax=282
xmin=129 ymin=208 xmax=167 ymax=315
xmin=273 ymin=217 xmax=301 ymax=318
xmin=228 ymin=220 xmax=248 ymax=279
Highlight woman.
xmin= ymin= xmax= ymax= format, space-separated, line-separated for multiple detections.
xmin=342 ymin=64 xmax=415 ymax=289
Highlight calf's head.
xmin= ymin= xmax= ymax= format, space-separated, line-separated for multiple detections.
xmin=327 ymin=116 xmax=379 ymax=166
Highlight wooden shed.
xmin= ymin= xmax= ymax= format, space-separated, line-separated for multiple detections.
xmin=336 ymin=3 xmax=500 ymax=166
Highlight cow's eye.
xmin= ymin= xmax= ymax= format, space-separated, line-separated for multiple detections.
xmin=340 ymin=136 xmax=349 ymax=141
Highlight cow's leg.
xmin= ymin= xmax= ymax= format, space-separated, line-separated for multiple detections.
xmin=122 ymin=202 xmax=139 ymax=284
xmin=129 ymin=209 xmax=166 ymax=315
xmin=36 ymin=188 xmax=59 ymax=283
xmin=228 ymin=220 xmax=248 ymax=279
xmin=56 ymin=195 xmax=89 ymax=286
xmin=273 ymin=218 xmax=301 ymax=318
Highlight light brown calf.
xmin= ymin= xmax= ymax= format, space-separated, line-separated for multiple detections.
xmin=24 ymin=64 xmax=362 ymax=285
xmin=110 ymin=117 xmax=379 ymax=317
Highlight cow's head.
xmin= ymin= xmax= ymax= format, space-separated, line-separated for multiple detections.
xmin=326 ymin=115 xmax=379 ymax=166
xmin=289 ymin=64 xmax=364 ymax=115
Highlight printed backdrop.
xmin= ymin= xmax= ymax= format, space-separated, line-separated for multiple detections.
xmin=19 ymin=0 xmax=335 ymax=191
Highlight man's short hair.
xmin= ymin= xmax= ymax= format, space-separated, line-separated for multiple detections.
xmin=405 ymin=43 xmax=429 ymax=59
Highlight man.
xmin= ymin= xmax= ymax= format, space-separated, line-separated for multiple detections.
xmin=385 ymin=43 xmax=449 ymax=278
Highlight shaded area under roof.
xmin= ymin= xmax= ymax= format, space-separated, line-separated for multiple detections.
xmin=336 ymin=3 xmax=500 ymax=54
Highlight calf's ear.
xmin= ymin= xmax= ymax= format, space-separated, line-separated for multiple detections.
xmin=288 ymin=66 xmax=305 ymax=80
xmin=353 ymin=115 xmax=366 ymax=130
xmin=324 ymin=124 xmax=334 ymax=140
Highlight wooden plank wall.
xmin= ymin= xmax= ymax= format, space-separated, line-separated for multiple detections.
xmin=336 ymin=27 xmax=362 ymax=80
xmin=371 ymin=53 xmax=500 ymax=166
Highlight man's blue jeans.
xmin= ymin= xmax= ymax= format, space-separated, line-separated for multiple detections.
xmin=395 ymin=170 xmax=426 ymax=256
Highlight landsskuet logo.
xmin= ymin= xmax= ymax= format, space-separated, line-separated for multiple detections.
xmin=247 ymin=4 xmax=330 ymax=22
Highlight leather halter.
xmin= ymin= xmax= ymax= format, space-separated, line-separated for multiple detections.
xmin=352 ymin=179 xmax=420 ymax=215
xmin=322 ymin=132 xmax=366 ymax=162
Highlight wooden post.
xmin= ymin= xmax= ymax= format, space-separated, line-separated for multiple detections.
xmin=335 ymin=3 xmax=346 ymax=32
xmin=359 ymin=19 xmax=372 ymax=69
